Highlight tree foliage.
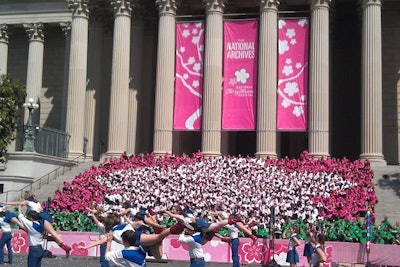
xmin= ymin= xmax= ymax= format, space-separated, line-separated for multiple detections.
xmin=0 ymin=74 xmax=26 ymax=162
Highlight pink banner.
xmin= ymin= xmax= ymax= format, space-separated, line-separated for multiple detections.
xmin=6 ymin=231 xmax=400 ymax=266
xmin=222 ymin=20 xmax=258 ymax=130
xmin=173 ymin=22 xmax=205 ymax=130
xmin=277 ymin=18 xmax=309 ymax=130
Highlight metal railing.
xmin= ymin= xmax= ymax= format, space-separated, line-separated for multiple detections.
xmin=34 ymin=126 xmax=70 ymax=158
xmin=0 ymin=153 xmax=86 ymax=202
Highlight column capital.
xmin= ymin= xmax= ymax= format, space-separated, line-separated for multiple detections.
xmin=310 ymin=0 xmax=331 ymax=9
xmin=59 ymin=21 xmax=71 ymax=36
xmin=23 ymin=23 xmax=45 ymax=42
xmin=66 ymin=0 xmax=89 ymax=18
xmin=360 ymin=0 xmax=382 ymax=8
xmin=204 ymin=0 xmax=227 ymax=14
xmin=0 ymin=24 xmax=8 ymax=44
xmin=111 ymin=0 xmax=132 ymax=17
xmin=260 ymin=0 xmax=280 ymax=12
xmin=155 ymin=0 xmax=178 ymax=16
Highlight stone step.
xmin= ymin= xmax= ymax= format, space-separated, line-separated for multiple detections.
xmin=371 ymin=165 xmax=400 ymax=223
xmin=33 ymin=160 xmax=100 ymax=203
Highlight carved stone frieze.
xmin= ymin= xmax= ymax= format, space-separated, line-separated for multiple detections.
xmin=310 ymin=0 xmax=332 ymax=8
xmin=260 ymin=0 xmax=280 ymax=11
xmin=204 ymin=0 xmax=227 ymax=14
xmin=59 ymin=21 xmax=71 ymax=36
xmin=0 ymin=24 xmax=8 ymax=43
xmin=66 ymin=0 xmax=90 ymax=18
xmin=111 ymin=0 xmax=133 ymax=17
xmin=23 ymin=23 xmax=45 ymax=42
xmin=155 ymin=0 xmax=177 ymax=15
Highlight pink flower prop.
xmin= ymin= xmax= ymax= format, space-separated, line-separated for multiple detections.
xmin=72 ymin=241 xmax=88 ymax=256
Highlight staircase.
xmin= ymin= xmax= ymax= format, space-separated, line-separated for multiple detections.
xmin=33 ymin=160 xmax=100 ymax=203
xmin=371 ymin=165 xmax=400 ymax=224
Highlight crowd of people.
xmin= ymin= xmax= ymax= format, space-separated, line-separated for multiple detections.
xmin=52 ymin=151 xmax=376 ymax=220
xmin=49 ymin=152 xmax=385 ymax=234
xmin=1 ymin=151 xmax=399 ymax=266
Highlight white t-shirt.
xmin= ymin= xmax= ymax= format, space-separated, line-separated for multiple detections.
xmin=105 ymin=246 xmax=146 ymax=267
xmin=18 ymin=214 xmax=43 ymax=247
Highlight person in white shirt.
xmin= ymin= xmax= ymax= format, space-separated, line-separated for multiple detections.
xmin=18 ymin=204 xmax=44 ymax=267
xmin=178 ymin=223 xmax=205 ymax=267
xmin=85 ymin=211 xmax=110 ymax=267
xmin=105 ymin=230 xmax=146 ymax=267
xmin=1 ymin=190 xmax=71 ymax=258
xmin=286 ymin=225 xmax=301 ymax=267
xmin=216 ymin=222 xmax=240 ymax=267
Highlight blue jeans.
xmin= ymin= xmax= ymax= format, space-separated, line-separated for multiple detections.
xmin=28 ymin=245 xmax=44 ymax=267
xmin=190 ymin=258 xmax=205 ymax=267
xmin=0 ymin=231 xmax=12 ymax=263
xmin=231 ymin=238 xmax=240 ymax=267
xmin=99 ymin=243 xmax=110 ymax=267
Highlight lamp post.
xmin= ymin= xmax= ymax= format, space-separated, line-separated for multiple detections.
xmin=22 ymin=97 xmax=39 ymax=152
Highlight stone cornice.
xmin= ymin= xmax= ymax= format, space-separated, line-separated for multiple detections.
xmin=204 ymin=0 xmax=227 ymax=14
xmin=111 ymin=0 xmax=133 ymax=17
xmin=23 ymin=23 xmax=45 ymax=42
xmin=66 ymin=0 xmax=89 ymax=19
xmin=260 ymin=0 xmax=280 ymax=12
xmin=0 ymin=24 xmax=8 ymax=44
xmin=155 ymin=0 xmax=177 ymax=16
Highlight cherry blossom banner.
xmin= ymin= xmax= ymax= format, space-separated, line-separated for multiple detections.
xmin=222 ymin=20 xmax=258 ymax=130
xmin=174 ymin=22 xmax=205 ymax=130
xmin=277 ymin=18 xmax=309 ymax=130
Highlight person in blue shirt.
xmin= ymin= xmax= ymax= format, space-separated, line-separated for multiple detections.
xmin=18 ymin=205 xmax=44 ymax=267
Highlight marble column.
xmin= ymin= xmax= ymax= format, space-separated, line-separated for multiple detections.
xmin=201 ymin=0 xmax=226 ymax=157
xmin=23 ymin=23 xmax=44 ymax=127
xmin=106 ymin=0 xmax=132 ymax=157
xmin=256 ymin=0 xmax=279 ymax=159
xmin=24 ymin=23 xmax=44 ymax=103
xmin=85 ymin=20 xmax=104 ymax=160
xmin=0 ymin=24 xmax=8 ymax=75
xmin=60 ymin=22 xmax=71 ymax=132
xmin=153 ymin=0 xmax=177 ymax=155
xmin=127 ymin=15 xmax=144 ymax=155
xmin=308 ymin=0 xmax=330 ymax=158
xmin=360 ymin=0 xmax=385 ymax=164
xmin=65 ymin=0 xmax=89 ymax=157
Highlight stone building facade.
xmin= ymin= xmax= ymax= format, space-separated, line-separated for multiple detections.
xmin=1 ymin=0 xmax=399 ymax=165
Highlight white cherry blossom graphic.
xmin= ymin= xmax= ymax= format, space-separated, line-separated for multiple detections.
xmin=279 ymin=39 xmax=289 ymax=55
xmin=235 ymin=68 xmax=250 ymax=84
xmin=284 ymin=82 xmax=299 ymax=97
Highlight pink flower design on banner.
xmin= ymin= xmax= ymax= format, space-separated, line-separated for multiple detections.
xmin=277 ymin=18 xmax=309 ymax=130
xmin=239 ymin=241 xmax=266 ymax=264
xmin=11 ymin=232 xmax=28 ymax=253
